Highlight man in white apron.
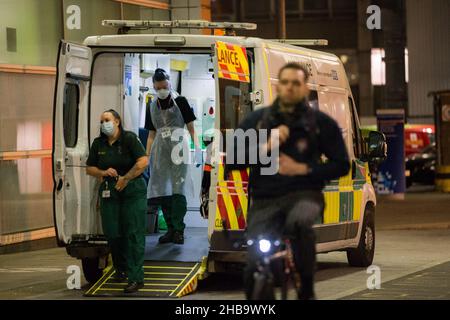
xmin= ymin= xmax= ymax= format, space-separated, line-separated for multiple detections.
xmin=145 ymin=68 xmax=202 ymax=244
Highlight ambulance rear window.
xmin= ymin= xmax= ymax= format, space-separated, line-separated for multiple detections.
xmin=218 ymin=79 xmax=252 ymax=130
xmin=63 ymin=83 xmax=80 ymax=148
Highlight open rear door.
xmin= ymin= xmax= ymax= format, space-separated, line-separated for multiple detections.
xmin=208 ymin=41 xmax=253 ymax=264
xmin=53 ymin=41 xmax=96 ymax=246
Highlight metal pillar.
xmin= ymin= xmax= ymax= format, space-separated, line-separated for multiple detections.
xmin=277 ymin=0 xmax=286 ymax=39
xmin=380 ymin=0 xmax=408 ymax=112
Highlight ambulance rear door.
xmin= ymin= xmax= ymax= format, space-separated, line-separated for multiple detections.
xmin=53 ymin=41 xmax=98 ymax=246
xmin=208 ymin=40 xmax=253 ymax=246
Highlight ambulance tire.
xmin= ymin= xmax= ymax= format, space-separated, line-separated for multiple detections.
xmin=346 ymin=204 xmax=375 ymax=267
xmin=82 ymin=257 xmax=105 ymax=284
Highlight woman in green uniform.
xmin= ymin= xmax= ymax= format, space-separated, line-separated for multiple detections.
xmin=86 ymin=109 xmax=148 ymax=293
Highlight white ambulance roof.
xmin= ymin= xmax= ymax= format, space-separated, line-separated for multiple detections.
xmin=84 ymin=34 xmax=347 ymax=89
xmin=83 ymin=34 xmax=338 ymax=61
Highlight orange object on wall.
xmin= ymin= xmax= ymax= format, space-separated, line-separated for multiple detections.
xmin=41 ymin=121 xmax=53 ymax=192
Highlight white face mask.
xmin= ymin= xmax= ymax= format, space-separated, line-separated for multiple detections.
xmin=157 ymin=88 xmax=170 ymax=100
xmin=101 ymin=121 xmax=115 ymax=137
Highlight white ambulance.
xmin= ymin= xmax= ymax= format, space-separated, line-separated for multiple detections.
xmin=52 ymin=20 xmax=386 ymax=296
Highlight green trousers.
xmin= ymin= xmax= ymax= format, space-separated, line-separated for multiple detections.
xmin=99 ymin=177 xmax=147 ymax=283
xmin=150 ymin=194 xmax=187 ymax=232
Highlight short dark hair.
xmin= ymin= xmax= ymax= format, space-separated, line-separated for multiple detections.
xmin=278 ymin=62 xmax=310 ymax=83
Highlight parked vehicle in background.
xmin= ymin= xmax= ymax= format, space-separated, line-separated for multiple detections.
xmin=360 ymin=124 xmax=435 ymax=189
xmin=361 ymin=124 xmax=435 ymax=157
xmin=405 ymin=143 xmax=436 ymax=188
xmin=405 ymin=125 xmax=435 ymax=157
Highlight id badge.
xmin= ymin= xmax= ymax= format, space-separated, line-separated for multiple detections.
xmin=102 ymin=181 xmax=111 ymax=198
xmin=161 ymin=127 xmax=171 ymax=139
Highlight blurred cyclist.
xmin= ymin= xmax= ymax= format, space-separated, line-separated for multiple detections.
xmin=226 ymin=62 xmax=350 ymax=299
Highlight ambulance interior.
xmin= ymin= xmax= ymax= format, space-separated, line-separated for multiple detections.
xmin=91 ymin=52 xmax=217 ymax=261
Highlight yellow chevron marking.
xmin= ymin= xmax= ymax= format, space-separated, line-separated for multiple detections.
xmin=180 ymin=283 xmax=193 ymax=297
xmin=92 ymin=266 xmax=113 ymax=295
xmin=232 ymin=170 xmax=248 ymax=221
xmin=232 ymin=171 xmax=248 ymax=219
xmin=177 ymin=277 xmax=198 ymax=297
xmin=216 ymin=165 xmax=249 ymax=229
xmin=171 ymin=263 xmax=199 ymax=297
xmin=217 ymin=163 xmax=227 ymax=186
xmin=219 ymin=185 xmax=239 ymax=229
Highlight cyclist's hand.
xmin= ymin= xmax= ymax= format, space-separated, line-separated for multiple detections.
xmin=278 ymin=153 xmax=308 ymax=176
xmin=264 ymin=125 xmax=290 ymax=152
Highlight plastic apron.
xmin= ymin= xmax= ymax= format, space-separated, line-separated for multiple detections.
xmin=147 ymin=93 xmax=194 ymax=199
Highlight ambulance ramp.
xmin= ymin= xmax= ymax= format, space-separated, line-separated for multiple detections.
xmin=84 ymin=260 xmax=203 ymax=298
xmin=85 ymin=227 xmax=209 ymax=298
xmin=144 ymin=227 xmax=209 ymax=262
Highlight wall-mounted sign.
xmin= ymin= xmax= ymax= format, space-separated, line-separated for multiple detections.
xmin=442 ymin=104 xmax=450 ymax=122
xmin=376 ymin=109 xmax=406 ymax=196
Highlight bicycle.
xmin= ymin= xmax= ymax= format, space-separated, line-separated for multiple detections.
xmin=249 ymin=237 xmax=301 ymax=300
xmin=221 ymin=218 xmax=302 ymax=300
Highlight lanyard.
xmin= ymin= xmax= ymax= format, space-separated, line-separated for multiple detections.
xmin=157 ymin=96 xmax=175 ymax=128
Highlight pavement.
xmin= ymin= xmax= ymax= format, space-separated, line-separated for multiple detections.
xmin=375 ymin=186 xmax=450 ymax=231
xmin=343 ymin=261 xmax=450 ymax=300
xmin=0 ymin=187 xmax=449 ymax=300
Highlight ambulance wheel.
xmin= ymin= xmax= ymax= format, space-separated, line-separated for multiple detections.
xmin=82 ymin=257 xmax=105 ymax=284
xmin=347 ymin=204 xmax=375 ymax=267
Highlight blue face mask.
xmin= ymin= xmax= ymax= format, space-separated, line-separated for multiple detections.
xmin=101 ymin=121 xmax=115 ymax=137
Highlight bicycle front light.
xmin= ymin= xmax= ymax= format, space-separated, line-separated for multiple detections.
xmin=258 ymin=239 xmax=271 ymax=253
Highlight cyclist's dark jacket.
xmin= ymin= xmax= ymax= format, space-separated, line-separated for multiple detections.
xmin=225 ymin=98 xmax=350 ymax=198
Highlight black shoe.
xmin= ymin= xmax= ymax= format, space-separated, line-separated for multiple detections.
xmin=113 ymin=270 xmax=127 ymax=281
xmin=297 ymin=289 xmax=316 ymax=300
xmin=298 ymin=277 xmax=315 ymax=300
xmin=173 ymin=231 xmax=184 ymax=244
xmin=158 ymin=230 xmax=174 ymax=243
xmin=124 ymin=282 xmax=144 ymax=293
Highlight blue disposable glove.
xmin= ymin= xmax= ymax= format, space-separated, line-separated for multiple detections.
xmin=194 ymin=149 xmax=203 ymax=168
